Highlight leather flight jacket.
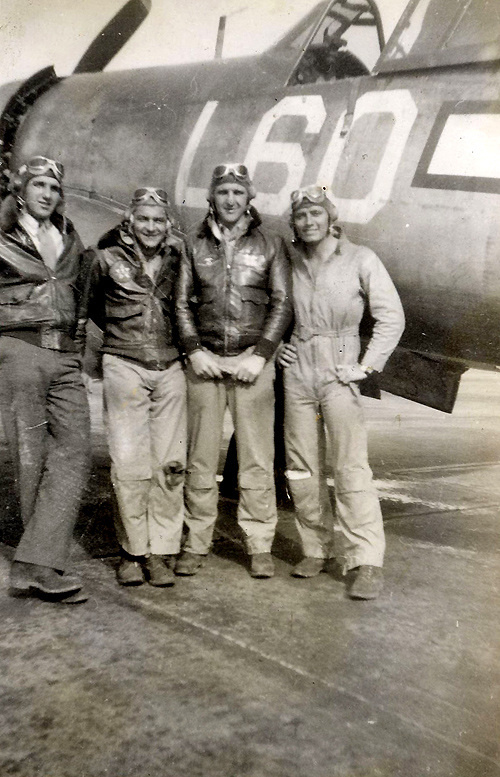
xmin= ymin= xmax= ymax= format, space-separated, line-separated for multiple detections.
xmin=85 ymin=225 xmax=184 ymax=370
xmin=176 ymin=209 xmax=292 ymax=359
xmin=0 ymin=212 xmax=86 ymax=352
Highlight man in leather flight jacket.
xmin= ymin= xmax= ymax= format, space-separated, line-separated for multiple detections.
xmin=0 ymin=156 xmax=90 ymax=602
xmin=85 ymin=188 xmax=187 ymax=588
xmin=176 ymin=163 xmax=292 ymax=579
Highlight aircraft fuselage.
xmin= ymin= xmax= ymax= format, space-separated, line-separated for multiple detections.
xmin=7 ymin=55 xmax=497 ymax=370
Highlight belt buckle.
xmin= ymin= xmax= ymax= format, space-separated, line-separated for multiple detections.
xmin=40 ymin=329 xmax=62 ymax=349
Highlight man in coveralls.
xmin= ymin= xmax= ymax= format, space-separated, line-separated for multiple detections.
xmin=0 ymin=156 xmax=90 ymax=602
xmin=85 ymin=188 xmax=187 ymax=588
xmin=279 ymin=185 xmax=405 ymax=599
xmin=176 ymin=163 xmax=292 ymax=579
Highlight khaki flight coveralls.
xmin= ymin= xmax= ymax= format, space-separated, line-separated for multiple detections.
xmin=284 ymin=230 xmax=405 ymax=570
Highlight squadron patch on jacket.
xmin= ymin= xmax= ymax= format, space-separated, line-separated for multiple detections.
xmin=109 ymin=260 xmax=134 ymax=284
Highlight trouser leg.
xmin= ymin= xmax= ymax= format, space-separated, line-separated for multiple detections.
xmin=103 ymin=355 xmax=153 ymax=557
xmin=230 ymin=360 xmax=277 ymax=554
xmin=21 ymin=355 xmax=90 ymax=570
xmin=284 ymin=389 xmax=333 ymax=559
xmin=321 ymin=383 xmax=385 ymax=570
xmin=111 ymin=478 xmax=151 ymax=557
xmin=0 ymin=338 xmax=50 ymax=527
xmin=183 ymin=367 xmax=226 ymax=554
xmin=0 ymin=340 xmax=91 ymax=571
xmin=148 ymin=361 xmax=187 ymax=554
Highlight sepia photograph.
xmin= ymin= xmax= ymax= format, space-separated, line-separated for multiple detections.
xmin=0 ymin=1 xmax=499 ymax=775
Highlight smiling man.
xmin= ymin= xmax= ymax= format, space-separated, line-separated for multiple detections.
xmin=176 ymin=163 xmax=292 ymax=579
xmin=0 ymin=155 xmax=90 ymax=603
xmin=85 ymin=188 xmax=187 ymax=588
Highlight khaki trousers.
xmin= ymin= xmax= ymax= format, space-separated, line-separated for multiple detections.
xmin=184 ymin=359 xmax=277 ymax=555
xmin=103 ymin=355 xmax=186 ymax=556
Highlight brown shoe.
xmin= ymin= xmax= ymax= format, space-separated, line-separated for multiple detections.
xmin=175 ymin=552 xmax=206 ymax=576
xmin=116 ymin=558 xmax=145 ymax=586
xmin=10 ymin=561 xmax=82 ymax=596
xmin=143 ymin=555 xmax=175 ymax=587
xmin=348 ymin=565 xmax=383 ymax=600
xmin=291 ymin=557 xmax=325 ymax=578
xmin=250 ymin=553 xmax=275 ymax=579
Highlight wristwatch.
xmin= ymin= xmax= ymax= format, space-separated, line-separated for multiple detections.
xmin=360 ymin=364 xmax=376 ymax=376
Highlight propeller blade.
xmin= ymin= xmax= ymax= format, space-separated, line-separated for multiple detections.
xmin=73 ymin=0 xmax=152 ymax=74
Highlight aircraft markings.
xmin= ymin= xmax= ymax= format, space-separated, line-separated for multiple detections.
xmin=413 ymin=101 xmax=500 ymax=194
xmin=245 ymin=95 xmax=327 ymax=215
xmin=175 ymin=100 xmax=219 ymax=210
xmin=175 ymin=89 xmax=418 ymax=225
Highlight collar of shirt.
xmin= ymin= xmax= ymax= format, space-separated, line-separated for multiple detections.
xmin=221 ymin=212 xmax=252 ymax=244
xmin=291 ymin=229 xmax=349 ymax=285
xmin=208 ymin=211 xmax=252 ymax=245
xmin=18 ymin=212 xmax=64 ymax=257
xmin=18 ymin=211 xmax=46 ymax=240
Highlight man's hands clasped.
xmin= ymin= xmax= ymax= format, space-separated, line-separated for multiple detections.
xmin=189 ymin=349 xmax=224 ymax=379
xmin=189 ymin=348 xmax=266 ymax=383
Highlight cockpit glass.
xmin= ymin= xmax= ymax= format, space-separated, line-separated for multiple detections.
xmin=443 ymin=1 xmax=500 ymax=49
xmin=284 ymin=0 xmax=380 ymax=85
xmin=386 ymin=0 xmax=433 ymax=59
xmin=286 ymin=22 xmax=318 ymax=51
xmin=379 ymin=0 xmax=500 ymax=71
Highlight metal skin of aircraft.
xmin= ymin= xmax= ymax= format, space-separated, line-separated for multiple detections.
xmin=0 ymin=0 xmax=499 ymax=412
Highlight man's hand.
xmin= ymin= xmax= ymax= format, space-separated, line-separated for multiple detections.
xmin=336 ymin=364 xmax=368 ymax=384
xmin=233 ymin=353 xmax=266 ymax=383
xmin=189 ymin=349 xmax=224 ymax=379
xmin=277 ymin=343 xmax=298 ymax=368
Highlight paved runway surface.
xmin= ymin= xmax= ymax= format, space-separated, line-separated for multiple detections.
xmin=1 ymin=370 xmax=499 ymax=777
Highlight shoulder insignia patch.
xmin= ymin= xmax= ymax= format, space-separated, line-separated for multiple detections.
xmin=109 ymin=260 xmax=134 ymax=284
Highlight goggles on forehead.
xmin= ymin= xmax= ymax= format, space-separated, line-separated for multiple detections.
xmin=130 ymin=187 xmax=170 ymax=206
xmin=212 ymin=164 xmax=250 ymax=181
xmin=290 ymin=185 xmax=330 ymax=206
xmin=21 ymin=156 xmax=65 ymax=181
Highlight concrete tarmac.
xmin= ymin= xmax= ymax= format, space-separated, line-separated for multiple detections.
xmin=0 ymin=370 xmax=499 ymax=777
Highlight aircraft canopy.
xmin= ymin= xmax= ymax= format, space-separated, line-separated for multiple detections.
xmin=376 ymin=0 xmax=500 ymax=73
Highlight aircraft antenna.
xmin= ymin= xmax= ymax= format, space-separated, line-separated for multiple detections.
xmin=214 ymin=6 xmax=248 ymax=59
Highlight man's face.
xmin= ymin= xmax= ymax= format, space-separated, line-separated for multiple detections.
xmin=293 ymin=203 xmax=330 ymax=245
xmin=23 ymin=175 xmax=62 ymax=221
xmin=213 ymin=182 xmax=249 ymax=228
xmin=131 ymin=204 xmax=168 ymax=252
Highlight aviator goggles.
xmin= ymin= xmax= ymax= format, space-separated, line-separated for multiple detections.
xmin=20 ymin=156 xmax=65 ymax=181
xmin=290 ymin=185 xmax=329 ymax=207
xmin=212 ymin=164 xmax=250 ymax=181
xmin=130 ymin=187 xmax=170 ymax=207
